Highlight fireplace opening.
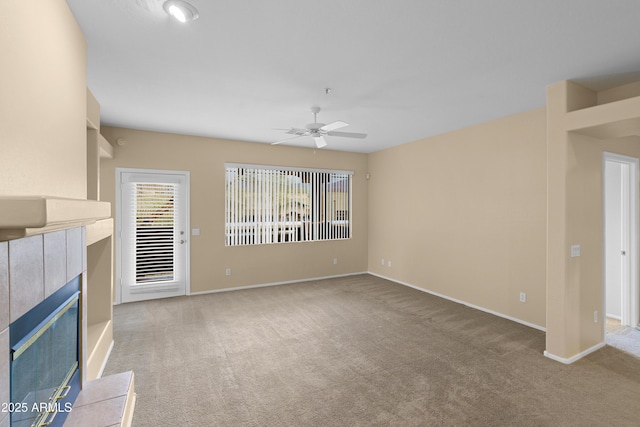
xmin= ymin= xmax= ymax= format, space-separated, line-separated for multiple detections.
xmin=9 ymin=276 xmax=81 ymax=427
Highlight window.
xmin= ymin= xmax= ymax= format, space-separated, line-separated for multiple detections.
xmin=130 ymin=182 xmax=177 ymax=283
xmin=225 ymin=163 xmax=353 ymax=246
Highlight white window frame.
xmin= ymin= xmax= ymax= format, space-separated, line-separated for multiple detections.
xmin=225 ymin=163 xmax=353 ymax=246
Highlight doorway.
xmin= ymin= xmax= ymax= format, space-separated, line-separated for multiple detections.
xmin=116 ymin=168 xmax=190 ymax=303
xmin=603 ymin=153 xmax=639 ymax=337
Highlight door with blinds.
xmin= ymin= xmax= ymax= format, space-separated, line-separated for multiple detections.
xmin=117 ymin=169 xmax=189 ymax=303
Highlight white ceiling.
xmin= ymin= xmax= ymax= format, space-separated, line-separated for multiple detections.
xmin=66 ymin=0 xmax=640 ymax=153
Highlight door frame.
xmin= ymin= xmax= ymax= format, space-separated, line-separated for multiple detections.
xmin=602 ymin=152 xmax=639 ymax=335
xmin=115 ymin=167 xmax=191 ymax=304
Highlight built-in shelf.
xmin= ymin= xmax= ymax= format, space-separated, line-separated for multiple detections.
xmin=565 ymin=94 xmax=640 ymax=139
xmin=87 ymin=89 xmax=100 ymax=131
xmin=80 ymin=87 xmax=134 ymax=421
xmin=87 ymin=218 xmax=114 ymax=246
xmin=87 ymin=320 xmax=113 ymax=380
xmin=86 ymin=220 xmax=114 ymax=381
xmin=87 ymin=320 xmax=111 ymax=353
xmin=99 ymin=133 xmax=114 ymax=159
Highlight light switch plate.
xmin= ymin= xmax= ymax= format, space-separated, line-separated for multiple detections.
xmin=571 ymin=244 xmax=580 ymax=257
xmin=192 ymin=228 xmax=200 ymax=236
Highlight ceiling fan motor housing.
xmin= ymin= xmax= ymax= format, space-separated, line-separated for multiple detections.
xmin=306 ymin=122 xmax=325 ymax=130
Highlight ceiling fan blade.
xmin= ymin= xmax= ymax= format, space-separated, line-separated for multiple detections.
xmin=286 ymin=128 xmax=311 ymax=136
xmin=272 ymin=135 xmax=305 ymax=145
xmin=313 ymin=135 xmax=327 ymax=148
xmin=326 ymin=131 xmax=367 ymax=139
xmin=321 ymin=121 xmax=349 ymax=131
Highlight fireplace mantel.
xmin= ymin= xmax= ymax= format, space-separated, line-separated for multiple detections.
xmin=0 ymin=196 xmax=111 ymax=241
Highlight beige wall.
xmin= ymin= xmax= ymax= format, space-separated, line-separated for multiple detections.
xmin=0 ymin=3 xmax=88 ymax=426
xmin=368 ymin=108 xmax=548 ymax=328
xmin=100 ymin=127 xmax=368 ymax=294
xmin=0 ymin=0 xmax=87 ymax=198
xmin=546 ymin=80 xmax=640 ymax=360
xmin=567 ymin=134 xmax=640 ymax=354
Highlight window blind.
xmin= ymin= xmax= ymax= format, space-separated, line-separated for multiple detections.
xmin=225 ymin=164 xmax=352 ymax=246
xmin=130 ymin=182 xmax=178 ymax=283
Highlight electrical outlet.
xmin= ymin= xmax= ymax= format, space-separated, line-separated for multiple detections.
xmin=381 ymin=258 xmax=385 ymax=266
xmin=594 ymin=310 xmax=598 ymax=323
xmin=387 ymin=260 xmax=392 ymax=267
xmin=226 ymin=268 xmax=231 ymax=276
xmin=333 ymin=258 xmax=338 ymax=265
xmin=519 ymin=292 xmax=527 ymax=303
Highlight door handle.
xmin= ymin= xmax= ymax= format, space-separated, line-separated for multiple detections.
xmin=622 ymin=250 xmax=626 ymax=255
xmin=180 ymin=239 xmax=186 ymax=245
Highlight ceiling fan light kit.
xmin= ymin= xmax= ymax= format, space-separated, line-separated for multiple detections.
xmin=272 ymin=107 xmax=367 ymax=149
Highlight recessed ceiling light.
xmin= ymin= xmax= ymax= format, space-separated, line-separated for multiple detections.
xmin=163 ymin=0 xmax=199 ymax=23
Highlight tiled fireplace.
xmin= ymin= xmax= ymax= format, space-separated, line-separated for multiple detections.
xmin=1 ymin=222 xmax=136 ymax=427
xmin=0 ymin=194 xmax=135 ymax=427
xmin=0 ymin=228 xmax=86 ymax=427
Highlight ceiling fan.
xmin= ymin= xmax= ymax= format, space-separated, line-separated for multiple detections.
xmin=272 ymin=106 xmax=367 ymax=148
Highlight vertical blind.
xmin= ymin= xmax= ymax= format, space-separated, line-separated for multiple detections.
xmin=130 ymin=182 xmax=178 ymax=283
xmin=225 ymin=164 xmax=353 ymax=246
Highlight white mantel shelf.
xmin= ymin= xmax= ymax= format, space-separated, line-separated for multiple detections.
xmin=0 ymin=196 xmax=111 ymax=241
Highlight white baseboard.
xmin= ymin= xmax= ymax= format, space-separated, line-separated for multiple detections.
xmin=119 ymin=271 xmax=611 ymax=365
xmin=543 ymin=342 xmax=606 ymax=364
xmin=368 ymin=272 xmax=547 ymax=332
xmin=189 ymin=271 xmax=369 ymax=296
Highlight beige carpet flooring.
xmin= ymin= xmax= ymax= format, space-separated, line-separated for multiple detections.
xmin=104 ymin=274 xmax=640 ymax=426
